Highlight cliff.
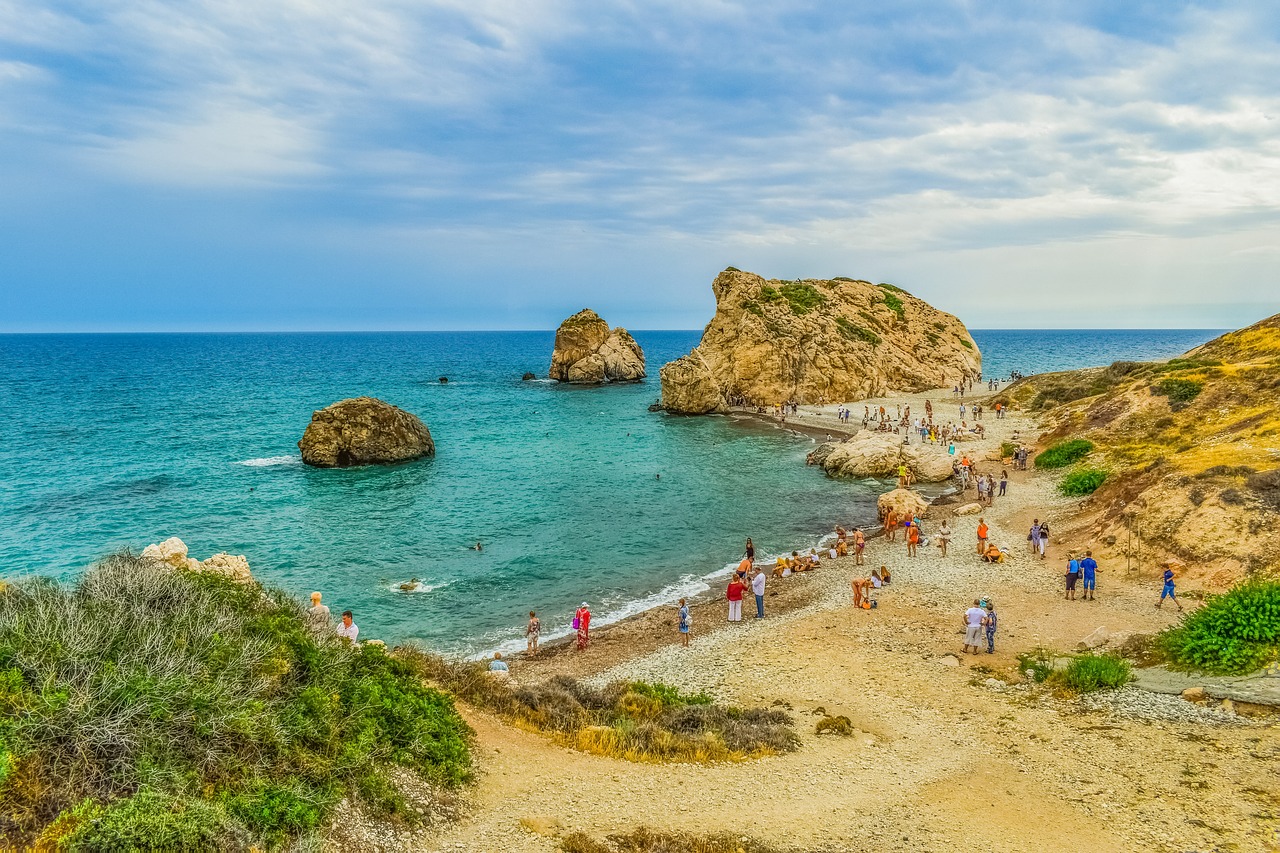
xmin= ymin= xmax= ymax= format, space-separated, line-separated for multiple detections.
xmin=549 ymin=309 xmax=645 ymax=384
xmin=659 ymin=269 xmax=980 ymax=413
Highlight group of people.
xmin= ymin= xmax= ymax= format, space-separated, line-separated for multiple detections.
xmin=962 ymin=597 xmax=998 ymax=654
xmin=308 ymin=591 xmax=359 ymax=641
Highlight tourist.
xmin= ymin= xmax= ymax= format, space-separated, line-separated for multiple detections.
xmin=936 ymin=520 xmax=952 ymax=557
xmin=1080 ymin=550 xmax=1099 ymax=601
xmin=854 ymin=527 xmax=866 ymax=565
xmin=752 ymin=567 xmax=766 ymax=618
xmin=984 ymin=601 xmax=998 ymax=654
xmin=575 ymin=602 xmax=591 ymax=650
xmin=308 ymin=592 xmax=330 ymax=624
xmin=678 ymin=597 xmax=691 ymax=646
xmin=736 ymin=556 xmax=751 ymax=581
xmin=906 ymin=519 xmax=920 ymax=557
xmin=1028 ymin=519 xmax=1045 ymax=559
xmin=1157 ymin=567 xmax=1183 ymax=611
xmin=488 ymin=652 xmax=509 ymax=676
xmin=999 ymin=469 xmax=1008 ymax=498
xmin=526 ymin=611 xmax=540 ymax=655
xmin=1039 ymin=520 xmax=1050 ymax=560
xmin=851 ymin=576 xmax=871 ymax=609
xmin=472 ymin=541 xmax=483 ymax=551
xmin=726 ymin=574 xmax=746 ymax=622
xmin=982 ymin=543 xmax=1005 ymax=563
xmin=773 ymin=556 xmax=789 ymax=578
xmin=976 ymin=517 xmax=989 ymax=556
xmin=399 ymin=577 xmax=421 ymax=592
xmin=1065 ymin=553 xmax=1080 ymax=600
xmin=898 ymin=463 xmax=912 ymax=487
xmin=870 ymin=567 xmax=883 ymax=588
xmin=744 ymin=537 xmax=755 ymax=563
xmin=337 ymin=610 xmax=359 ymax=642
xmin=880 ymin=564 xmax=892 ymax=584
xmin=962 ymin=600 xmax=986 ymax=655
xmin=884 ymin=508 xmax=899 ymax=542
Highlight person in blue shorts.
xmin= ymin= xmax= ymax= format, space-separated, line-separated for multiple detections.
xmin=677 ymin=598 xmax=691 ymax=646
xmin=1157 ymin=568 xmax=1183 ymax=611
xmin=1080 ymin=550 xmax=1098 ymax=601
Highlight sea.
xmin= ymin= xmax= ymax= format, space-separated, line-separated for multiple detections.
xmin=0 ymin=328 xmax=1222 ymax=656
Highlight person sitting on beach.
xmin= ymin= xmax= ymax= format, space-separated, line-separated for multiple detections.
xmin=870 ymin=568 xmax=883 ymax=588
xmin=789 ymin=550 xmax=806 ymax=572
xmin=488 ymin=652 xmax=510 ymax=677
xmin=808 ymin=548 xmax=821 ymax=568
xmin=835 ymin=537 xmax=849 ymax=557
xmin=982 ymin=543 xmax=1004 ymax=563
xmin=880 ymin=564 xmax=891 ymax=584
xmin=773 ymin=557 xmax=788 ymax=578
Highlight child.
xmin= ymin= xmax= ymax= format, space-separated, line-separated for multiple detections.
xmin=984 ymin=601 xmax=997 ymax=653
xmin=678 ymin=598 xmax=691 ymax=646
xmin=1157 ymin=567 xmax=1183 ymax=611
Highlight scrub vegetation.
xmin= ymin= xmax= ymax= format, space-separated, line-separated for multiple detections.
xmin=1034 ymin=439 xmax=1094 ymax=469
xmin=408 ymin=651 xmax=798 ymax=764
xmin=1048 ymin=653 xmax=1132 ymax=695
xmin=1059 ymin=467 xmax=1109 ymax=496
xmin=562 ymin=828 xmax=793 ymax=853
xmin=0 ymin=553 xmax=472 ymax=851
xmin=1160 ymin=581 xmax=1280 ymax=675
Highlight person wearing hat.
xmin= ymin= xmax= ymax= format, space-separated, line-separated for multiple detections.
xmin=574 ymin=602 xmax=591 ymax=650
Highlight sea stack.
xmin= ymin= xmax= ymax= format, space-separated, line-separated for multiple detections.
xmin=549 ymin=309 xmax=646 ymax=384
xmin=659 ymin=269 xmax=981 ymax=413
xmin=298 ymin=397 xmax=435 ymax=467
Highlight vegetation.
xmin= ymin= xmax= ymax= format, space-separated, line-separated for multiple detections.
xmin=1160 ymin=581 xmax=1280 ymax=675
xmin=1017 ymin=648 xmax=1054 ymax=683
xmin=408 ymin=651 xmax=798 ymax=763
xmin=723 ymin=266 xmax=741 ymax=272
xmin=877 ymin=282 xmax=908 ymax=294
xmin=880 ymin=292 xmax=906 ymax=321
xmin=0 ymin=553 xmax=472 ymax=850
xmin=834 ymin=316 xmax=880 ymax=346
xmin=779 ymin=282 xmax=826 ymax=315
xmin=1152 ymin=377 xmax=1204 ymax=405
xmin=1000 ymin=441 xmax=1018 ymax=459
xmin=814 ymin=715 xmax=854 ymax=736
xmin=1059 ymin=467 xmax=1108 ymax=496
xmin=563 ymin=828 xmax=789 ymax=853
xmin=959 ymin=338 xmax=973 ymax=349
xmin=1034 ymin=439 xmax=1094 ymax=469
xmin=742 ymin=300 xmax=763 ymax=317
xmin=1048 ymin=653 xmax=1132 ymax=694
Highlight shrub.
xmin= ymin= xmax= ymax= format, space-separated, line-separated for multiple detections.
xmin=778 ymin=282 xmax=826 ymax=315
xmin=563 ymin=828 xmax=786 ymax=853
xmin=1048 ymin=653 xmax=1132 ymax=694
xmin=959 ymin=338 xmax=973 ymax=349
xmin=723 ymin=266 xmax=741 ymax=272
xmin=1000 ymin=441 xmax=1018 ymax=459
xmin=835 ymin=317 xmax=880 ymax=346
xmin=1017 ymin=648 xmax=1054 ymax=683
xmin=1059 ymin=468 xmax=1108 ymax=496
xmin=1035 ymin=439 xmax=1094 ymax=469
xmin=0 ymin=553 xmax=472 ymax=848
xmin=1246 ymin=468 xmax=1280 ymax=509
xmin=1152 ymin=377 xmax=1204 ymax=404
xmin=880 ymin=293 xmax=906 ymax=321
xmin=814 ymin=715 xmax=854 ymax=736
xmin=877 ymin=283 xmax=908 ymax=294
xmin=1160 ymin=582 xmax=1280 ymax=674
xmin=60 ymin=789 xmax=249 ymax=852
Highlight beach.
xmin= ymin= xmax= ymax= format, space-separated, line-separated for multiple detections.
xmin=411 ymin=389 xmax=1278 ymax=853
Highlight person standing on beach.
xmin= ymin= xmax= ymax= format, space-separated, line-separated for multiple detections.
xmin=526 ymin=611 xmax=541 ymax=656
xmin=983 ymin=601 xmax=998 ymax=653
xmin=726 ymin=575 xmax=746 ymax=622
xmin=999 ymin=470 xmax=1008 ymax=498
xmin=884 ymin=508 xmax=899 ymax=542
xmin=678 ymin=598 xmax=691 ymax=646
xmin=962 ymin=600 xmax=985 ymax=655
xmin=1065 ymin=554 xmax=1080 ymax=600
xmin=1080 ymin=551 xmax=1098 ymax=600
xmin=575 ymin=602 xmax=591 ymax=650
xmin=854 ymin=527 xmax=866 ymax=565
xmin=744 ymin=537 xmax=755 ymax=564
xmin=936 ymin=520 xmax=952 ymax=557
xmin=752 ymin=567 xmax=766 ymax=618
xmin=1157 ymin=568 xmax=1183 ymax=611
xmin=906 ymin=520 xmax=920 ymax=557
xmin=976 ymin=518 xmax=989 ymax=556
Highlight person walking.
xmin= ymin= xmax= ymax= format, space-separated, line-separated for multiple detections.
xmin=1157 ymin=567 xmax=1183 ymax=611
xmin=526 ymin=611 xmax=541 ymax=655
xmin=983 ymin=601 xmax=998 ymax=654
xmin=936 ymin=520 xmax=952 ymax=557
xmin=884 ymin=508 xmax=899 ymax=542
xmin=752 ymin=567 xmax=766 ymax=618
xmin=976 ymin=518 xmax=989 ymax=556
xmin=677 ymin=598 xmax=691 ymax=646
xmin=574 ymin=602 xmax=591 ymax=650
xmin=1080 ymin=551 xmax=1099 ymax=601
xmin=963 ymin=600 xmax=986 ymax=655
xmin=1065 ymin=554 xmax=1081 ymax=600
xmin=1029 ymin=519 xmax=1046 ymax=559
xmin=998 ymin=469 xmax=1008 ymax=498
xmin=726 ymin=575 xmax=746 ymax=622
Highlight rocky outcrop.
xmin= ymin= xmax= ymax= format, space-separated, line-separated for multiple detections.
xmin=298 ymin=397 xmax=434 ymax=468
xmin=878 ymin=488 xmax=929 ymax=522
xmin=811 ymin=432 xmax=955 ymax=482
xmin=549 ymin=309 xmax=645 ymax=384
xmin=659 ymin=269 xmax=980 ymax=413
xmin=140 ymin=536 xmax=253 ymax=584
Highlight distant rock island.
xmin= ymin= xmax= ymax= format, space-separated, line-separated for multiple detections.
xmin=659 ymin=269 xmax=981 ymax=413
xmin=298 ymin=397 xmax=434 ymax=467
xmin=549 ymin=309 xmax=646 ymax=384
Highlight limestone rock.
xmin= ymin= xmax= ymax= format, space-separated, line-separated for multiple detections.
xmin=549 ymin=309 xmax=645 ymax=383
xmin=659 ymin=269 xmax=981 ymax=413
xmin=522 ymin=372 xmax=537 ymax=381
xmin=1081 ymin=626 xmax=1110 ymax=649
xmin=141 ymin=537 xmax=255 ymax=584
xmin=1181 ymin=686 xmax=1208 ymax=703
xmin=298 ymin=397 xmax=434 ymax=468
xmin=807 ymin=442 xmax=837 ymax=467
xmin=817 ymin=431 xmax=955 ymax=482
xmin=955 ymin=502 xmax=983 ymax=515
xmin=878 ymin=488 xmax=929 ymax=522
xmin=200 ymin=552 xmax=253 ymax=584
xmin=140 ymin=536 xmax=189 ymax=569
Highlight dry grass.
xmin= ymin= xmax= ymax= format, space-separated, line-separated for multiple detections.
xmin=562 ymin=827 xmax=799 ymax=853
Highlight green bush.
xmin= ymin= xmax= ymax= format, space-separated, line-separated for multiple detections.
xmin=1152 ymin=377 xmax=1204 ymax=404
xmin=1059 ymin=467 xmax=1108 ymax=496
xmin=1017 ymin=648 xmax=1054 ymax=683
xmin=881 ymin=293 xmax=906 ymax=321
xmin=1000 ymin=441 xmax=1018 ymax=458
xmin=61 ymin=789 xmax=249 ymax=852
xmin=0 ymin=553 xmax=473 ymax=848
xmin=1035 ymin=439 xmax=1094 ymax=469
xmin=778 ymin=282 xmax=826 ymax=315
xmin=627 ymin=681 xmax=712 ymax=707
xmin=877 ymin=282 xmax=908 ymax=294
xmin=1049 ymin=653 xmax=1132 ymax=693
xmin=835 ymin=317 xmax=880 ymax=346
xmin=1160 ymin=581 xmax=1280 ymax=674
xmin=959 ymin=338 xmax=973 ymax=349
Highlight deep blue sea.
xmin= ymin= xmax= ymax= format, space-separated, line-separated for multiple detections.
xmin=0 ymin=328 xmax=1221 ymax=654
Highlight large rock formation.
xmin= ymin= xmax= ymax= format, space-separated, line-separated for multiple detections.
xmin=140 ymin=536 xmax=254 ymax=584
xmin=659 ymin=269 xmax=981 ymax=413
xmin=878 ymin=488 xmax=930 ymax=522
xmin=298 ymin=397 xmax=434 ymax=468
xmin=549 ymin=309 xmax=645 ymax=384
xmin=810 ymin=432 xmax=956 ymax=482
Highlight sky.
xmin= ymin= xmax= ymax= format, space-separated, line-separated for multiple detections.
xmin=1 ymin=1 xmax=1278 ymax=332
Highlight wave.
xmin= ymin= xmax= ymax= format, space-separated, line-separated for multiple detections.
xmin=235 ymin=455 xmax=303 ymax=468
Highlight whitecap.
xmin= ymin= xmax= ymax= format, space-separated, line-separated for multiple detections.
xmin=235 ymin=455 xmax=303 ymax=468
xmin=388 ymin=580 xmax=448 ymax=595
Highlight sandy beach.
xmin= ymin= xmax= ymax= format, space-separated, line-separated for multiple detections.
xmin=409 ymin=389 xmax=1278 ymax=853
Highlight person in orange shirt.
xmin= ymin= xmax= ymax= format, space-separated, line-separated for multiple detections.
xmin=976 ymin=518 xmax=989 ymax=555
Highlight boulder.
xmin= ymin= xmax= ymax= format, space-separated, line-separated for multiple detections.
xmin=549 ymin=309 xmax=645 ymax=383
xmin=200 ymin=552 xmax=253 ymax=584
xmin=955 ymin=502 xmax=983 ymax=515
xmin=1080 ymin=626 xmax=1110 ymax=649
xmin=817 ymin=431 xmax=955 ymax=482
xmin=298 ymin=397 xmax=434 ymax=468
xmin=1181 ymin=686 xmax=1208 ymax=703
xmin=140 ymin=536 xmax=189 ymax=570
xmin=659 ymin=268 xmax=981 ymax=413
xmin=807 ymin=442 xmax=837 ymax=467
xmin=141 ymin=537 xmax=254 ymax=584
xmin=522 ymin=372 xmax=537 ymax=381
xmin=878 ymin=488 xmax=929 ymax=522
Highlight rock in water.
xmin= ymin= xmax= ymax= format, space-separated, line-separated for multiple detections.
xmin=522 ymin=372 xmax=537 ymax=381
xmin=298 ymin=397 xmax=434 ymax=468
xmin=549 ymin=309 xmax=646 ymax=384
xmin=659 ymin=269 xmax=981 ymax=413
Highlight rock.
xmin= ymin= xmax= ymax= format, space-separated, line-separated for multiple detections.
xmin=807 ymin=442 xmax=837 ymax=467
xmin=659 ymin=268 xmax=981 ymax=413
xmin=140 ymin=536 xmax=189 ymax=569
xmin=549 ymin=309 xmax=645 ymax=383
xmin=1181 ymin=686 xmax=1208 ymax=703
xmin=955 ymin=502 xmax=983 ymax=515
xmin=1219 ymin=698 xmax=1236 ymax=715
xmin=200 ymin=552 xmax=252 ymax=584
xmin=647 ymin=402 xmax=664 ymax=412
xmin=298 ymin=397 xmax=434 ymax=468
xmin=141 ymin=537 xmax=255 ymax=584
xmin=818 ymin=431 xmax=955 ymax=482
xmin=522 ymin=372 xmax=537 ymax=381
xmin=878 ymin=488 xmax=929 ymax=522
xmin=438 ymin=376 xmax=448 ymax=384
xmin=1081 ymin=626 xmax=1111 ymax=649
xmin=937 ymin=654 xmax=961 ymax=667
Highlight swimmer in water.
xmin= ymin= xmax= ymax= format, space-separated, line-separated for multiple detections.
xmin=470 ymin=541 xmax=483 ymax=551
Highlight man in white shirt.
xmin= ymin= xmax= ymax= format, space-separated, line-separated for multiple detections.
xmin=962 ymin=600 xmax=985 ymax=654
xmin=337 ymin=610 xmax=359 ymax=642
xmin=752 ymin=568 xmax=767 ymax=618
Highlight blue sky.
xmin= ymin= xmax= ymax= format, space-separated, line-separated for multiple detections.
xmin=1 ymin=1 xmax=1278 ymax=331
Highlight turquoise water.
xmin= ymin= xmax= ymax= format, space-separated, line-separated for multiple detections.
xmin=0 ymin=328 xmax=1222 ymax=654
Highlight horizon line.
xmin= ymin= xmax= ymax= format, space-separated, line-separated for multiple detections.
xmin=0 ymin=327 xmax=1233 ymax=336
